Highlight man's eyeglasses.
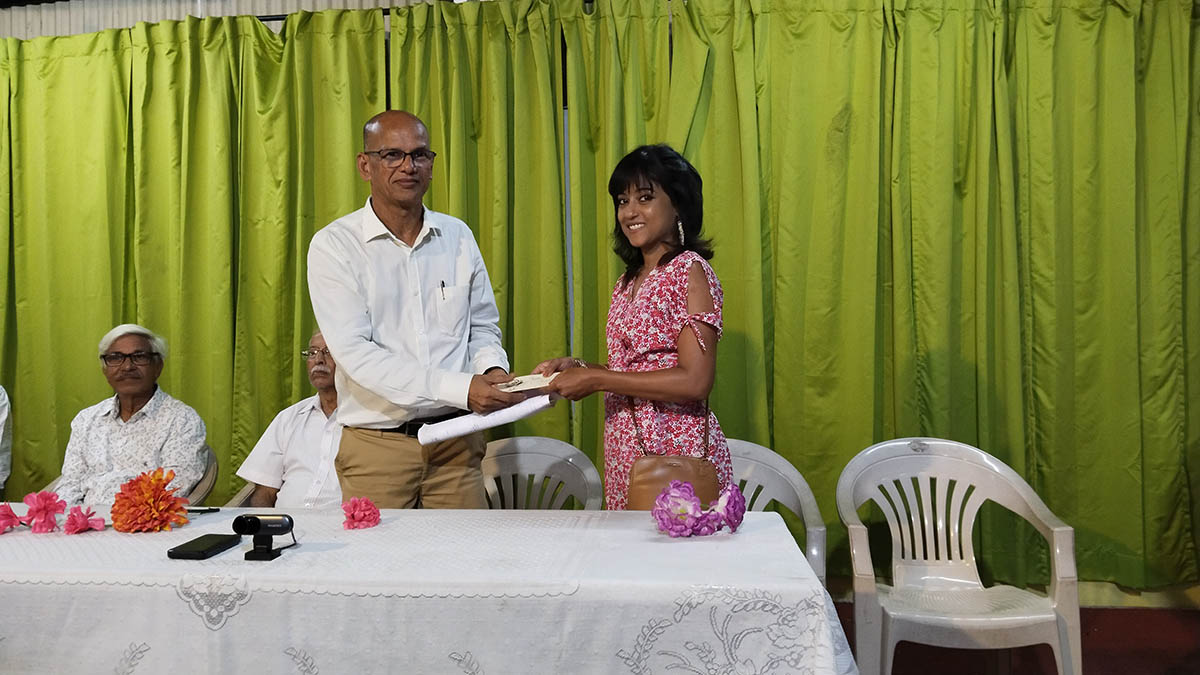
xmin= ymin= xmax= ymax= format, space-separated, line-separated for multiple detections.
xmin=301 ymin=348 xmax=332 ymax=361
xmin=101 ymin=351 xmax=158 ymax=367
xmin=363 ymin=147 xmax=436 ymax=169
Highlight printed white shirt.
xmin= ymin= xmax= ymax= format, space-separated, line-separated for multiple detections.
xmin=236 ymin=395 xmax=343 ymax=509
xmin=307 ymin=199 xmax=509 ymax=427
xmin=0 ymin=386 xmax=10 ymax=492
xmin=56 ymin=387 xmax=207 ymax=507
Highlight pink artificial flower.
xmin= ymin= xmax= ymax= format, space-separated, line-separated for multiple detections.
xmin=23 ymin=491 xmax=67 ymax=534
xmin=691 ymin=509 xmax=725 ymax=536
xmin=651 ymin=480 xmax=704 ymax=537
xmin=713 ymin=483 xmax=747 ymax=533
xmin=64 ymin=506 xmax=106 ymax=535
xmin=0 ymin=503 xmax=21 ymax=534
xmin=342 ymin=497 xmax=381 ymax=530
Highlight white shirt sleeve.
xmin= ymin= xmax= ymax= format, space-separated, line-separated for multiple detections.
xmin=160 ymin=407 xmax=207 ymax=498
xmin=236 ymin=408 xmax=290 ymax=489
xmin=55 ymin=411 xmax=89 ymax=505
xmin=465 ymin=234 xmax=510 ymax=376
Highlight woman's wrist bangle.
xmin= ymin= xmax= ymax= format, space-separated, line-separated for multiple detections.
xmin=573 ymin=358 xmax=588 ymax=369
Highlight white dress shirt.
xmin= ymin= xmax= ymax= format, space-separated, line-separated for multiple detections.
xmin=307 ymin=199 xmax=510 ymax=428
xmin=0 ymin=386 xmax=11 ymax=493
xmin=236 ymin=395 xmax=343 ymax=509
xmin=56 ymin=387 xmax=207 ymax=507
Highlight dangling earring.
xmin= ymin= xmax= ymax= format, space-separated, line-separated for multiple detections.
xmin=676 ymin=218 xmax=686 ymax=245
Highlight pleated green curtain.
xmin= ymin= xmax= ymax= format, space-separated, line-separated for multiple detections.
xmin=555 ymin=0 xmax=672 ymax=454
xmin=0 ymin=0 xmax=1196 ymax=589
xmin=3 ymin=30 xmax=133 ymax=492
xmin=391 ymin=0 xmax=569 ymax=439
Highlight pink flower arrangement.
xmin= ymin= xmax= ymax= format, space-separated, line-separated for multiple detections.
xmin=64 ymin=506 xmax=106 ymax=535
xmin=0 ymin=503 xmax=21 ymax=533
xmin=23 ymin=491 xmax=67 ymax=533
xmin=342 ymin=497 xmax=381 ymax=530
xmin=650 ymin=481 xmax=746 ymax=538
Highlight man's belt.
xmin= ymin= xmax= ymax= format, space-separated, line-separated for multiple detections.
xmin=376 ymin=411 xmax=467 ymax=438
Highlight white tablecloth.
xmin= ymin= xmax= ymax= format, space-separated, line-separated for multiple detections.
xmin=0 ymin=506 xmax=856 ymax=674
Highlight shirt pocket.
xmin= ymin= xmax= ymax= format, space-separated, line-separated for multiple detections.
xmin=435 ymin=284 xmax=470 ymax=336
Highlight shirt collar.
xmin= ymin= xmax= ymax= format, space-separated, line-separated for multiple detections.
xmin=359 ymin=197 xmax=440 ymax=248
xmin=105 ymin=386 xmax=165 ymax=421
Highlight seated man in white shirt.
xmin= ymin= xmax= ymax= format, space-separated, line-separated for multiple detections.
xmin=57 ymin=324 xmax=207 ymax=507
xmin=236 ymin=332 xmax=342 ymax=508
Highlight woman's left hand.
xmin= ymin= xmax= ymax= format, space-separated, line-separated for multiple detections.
xmin=545 ymin=367 xmax=598 ymax=401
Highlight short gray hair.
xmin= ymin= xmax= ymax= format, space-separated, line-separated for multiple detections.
xmin=98 ymin=324 xmax=168 ymax=361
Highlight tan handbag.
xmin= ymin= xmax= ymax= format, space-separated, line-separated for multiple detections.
xmin=624 ymin=400 xmax=720 ymax=510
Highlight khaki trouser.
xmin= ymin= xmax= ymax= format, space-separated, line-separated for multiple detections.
xmin=335 ymin=427 xmax=487 ymax=509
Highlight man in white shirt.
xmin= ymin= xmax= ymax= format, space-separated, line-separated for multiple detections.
xmin=307 ymin=110 xmax=524 ymax=508
xmin=57 ymin=324 xmax=207 ymax=507
xmin=0 ymin=385 xmax=10 ymax=498
xmin=236 ymin=332 xmax=342 ymax=508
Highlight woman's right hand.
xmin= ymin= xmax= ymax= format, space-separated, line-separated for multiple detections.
xmin=533 ymin=357 xmax=578 ymax=376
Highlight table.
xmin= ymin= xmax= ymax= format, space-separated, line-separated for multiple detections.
xmin=0 ymin=506 xmax=857 ymax=674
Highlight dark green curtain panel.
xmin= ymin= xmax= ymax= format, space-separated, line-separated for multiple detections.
xmin=0 ymin=0 xmax=1196 ymax=589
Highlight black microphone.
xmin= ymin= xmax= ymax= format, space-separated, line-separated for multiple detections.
xmin=232 ymin=514 xmax=294 ymax=536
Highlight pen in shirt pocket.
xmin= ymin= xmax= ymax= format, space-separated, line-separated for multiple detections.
xmin=440 ymin=280 xmax=446 ymax=300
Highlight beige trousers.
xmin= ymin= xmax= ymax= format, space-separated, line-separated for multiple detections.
xmin=335 ymin=427 xmax=487 ymax=509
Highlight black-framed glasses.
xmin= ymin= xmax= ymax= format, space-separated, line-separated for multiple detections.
xmin=101 ymin=351 xmax=158 ymax=367
xmin=363 ymin=147 xmax=436 ymax=169
xmin=300 ymin=348 xmax=331 ymax=361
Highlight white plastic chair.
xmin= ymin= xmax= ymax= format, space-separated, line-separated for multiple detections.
xmin=728 ymin=439 xmax=827 ymax=586
xmin=224 ymin=481 xmax=256 ymax=507
xmin=836 ymin=437 xmax=1080 ymax=675
xmin=482 ymin=437 xmax=603 ymax=510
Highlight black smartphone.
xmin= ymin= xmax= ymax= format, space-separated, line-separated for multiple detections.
xmin=167 ymin=533 xmax=242 ymax=560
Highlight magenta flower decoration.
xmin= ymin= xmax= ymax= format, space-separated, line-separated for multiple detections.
xmin=713 ymin=483 xmax=747 ymax=532
xmin=64 ymin=506 xmax=106 ymax=535
xmin=651 ymin=480 xmax=704 ymax=537
xmin=23 ymin=491 xmax=67 ymax=534
xmin=342 ymin=497 xmax=381 ymax=530
xmin=0 ymin=503 xmax=21 ymax=534
xmin=691 ymin=509 xmax=725 ymax=536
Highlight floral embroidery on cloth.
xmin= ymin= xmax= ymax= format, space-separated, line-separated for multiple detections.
xmin=603 ymin=251 xmax=733 ymax=510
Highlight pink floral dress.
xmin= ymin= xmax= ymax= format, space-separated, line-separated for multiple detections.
xmin=603 ymin=251 xmax=733 ymax=510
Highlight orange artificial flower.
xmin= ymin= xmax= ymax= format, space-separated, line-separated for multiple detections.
xmin=110 ymin=468 xmax=190 ymax=533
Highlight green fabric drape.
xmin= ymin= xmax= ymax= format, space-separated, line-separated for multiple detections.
xmin=3 ymin=30 xmax=133 ymax=492
xmin=0 ymin=0 xmax=1196 ymax=588
xmin=392 ymin=0 xmax=569 ymax=440
xmin=230 ymin=10 xmax=384 ymax=500
xmin=555 ymin=0 xmax=672 ymax=456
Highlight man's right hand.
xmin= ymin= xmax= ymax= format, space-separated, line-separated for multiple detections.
xmin=467 ymin=375 xmax=526 ymax=414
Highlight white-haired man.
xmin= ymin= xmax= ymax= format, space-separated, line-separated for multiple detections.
xmin=236 ymin=332 xmax=342 ymax=508
xmin=56 ymin=324 xmax=207 ymax=507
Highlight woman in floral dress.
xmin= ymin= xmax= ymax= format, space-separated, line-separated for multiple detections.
xmin=536 ymin=145 xmax=733 ymax=510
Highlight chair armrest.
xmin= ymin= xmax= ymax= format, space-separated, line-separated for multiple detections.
xmin=846 ymin=522 xmax=877 ymax=592
xmin=1046 ymin=524 xmax=1077 ymax=602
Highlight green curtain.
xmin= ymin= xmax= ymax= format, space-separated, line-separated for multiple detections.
xmin=391 ymin=0 xmax=569 ymax=441
xmin=3 ymin=30 xmax=133 ymax=493
xmin=555 ymin=0 xmax=673 ymax=456
xmin=0 ymin=0 xmax=1196 ymax=589
xmin=229 ymin=10 xmax=384 ymax=501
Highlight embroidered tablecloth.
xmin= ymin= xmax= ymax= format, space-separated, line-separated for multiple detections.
xmin=0 ymin=507 xmax=856 ymax=674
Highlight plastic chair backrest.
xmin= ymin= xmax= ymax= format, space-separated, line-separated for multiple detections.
xmin=728 ymin=439 xmax=827 ymax=585
xmin=186 ymin=444 xmax=219 ymax=506
xmin=482 ymin=437 xmax=603 ymax=510
xmin=225 ymin=481 xmax=255 ymax=507
xmin=837 ymin=437 xmax=1064 ymax=590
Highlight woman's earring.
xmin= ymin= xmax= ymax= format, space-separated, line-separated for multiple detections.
xmin=676 ymin=219 xmax=685 ymax=245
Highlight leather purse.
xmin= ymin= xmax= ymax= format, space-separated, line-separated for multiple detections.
xmin=624 ymin=400 xmax=720 ymax=510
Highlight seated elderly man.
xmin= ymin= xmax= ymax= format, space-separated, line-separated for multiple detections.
xmin=236 ymin=332 xmax=342 ymax=508
xmin=56 ymin=324 xmax=207 ymax=507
